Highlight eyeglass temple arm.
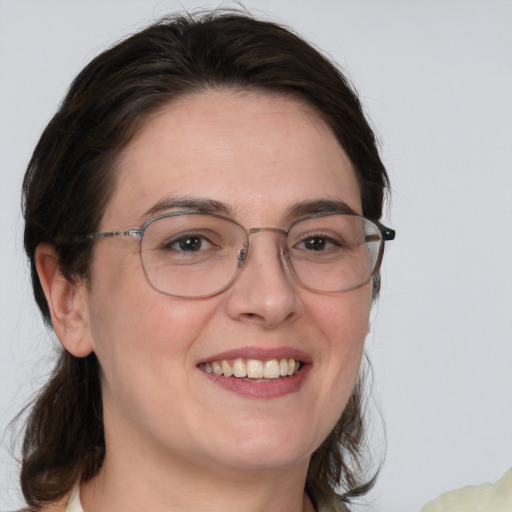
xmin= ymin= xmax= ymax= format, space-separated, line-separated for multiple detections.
xmin=375 ymin=221 xmax=395 ymax=241
xmin=85 ymin=229 xmax=143 ymax=239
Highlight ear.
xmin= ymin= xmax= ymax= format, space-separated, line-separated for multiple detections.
xmin=35 ymin=243 xmax=94 ymax=358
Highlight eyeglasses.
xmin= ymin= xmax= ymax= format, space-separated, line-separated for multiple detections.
xmin=86 ymin=212 xmax=395 ymax=298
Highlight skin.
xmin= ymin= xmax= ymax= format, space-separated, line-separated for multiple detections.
xmin=37 ymin=90 xmax=372 ymax=512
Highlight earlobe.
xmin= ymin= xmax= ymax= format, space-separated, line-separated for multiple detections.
xmin=35 ymin=243 xmax=94 ymax=358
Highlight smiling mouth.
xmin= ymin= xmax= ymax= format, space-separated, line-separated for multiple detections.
xmin=199 ymin=358 xmax=302 ymax=381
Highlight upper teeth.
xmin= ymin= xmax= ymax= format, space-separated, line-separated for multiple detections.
xmin=201 ymin=358 xmax=301 ymax=379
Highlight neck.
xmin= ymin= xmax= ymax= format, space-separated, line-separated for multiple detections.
xmin=78 ymin=395 xmax=320 ymax=512
xmin=81 ymin=440 xmax=314 ymax=512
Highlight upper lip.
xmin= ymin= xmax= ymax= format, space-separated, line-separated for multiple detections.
xmin=197 ymin=346 xmax=312 ymax=365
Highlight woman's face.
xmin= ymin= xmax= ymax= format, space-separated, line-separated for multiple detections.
xmin=82 ymin=90 xmax=372 ymax=476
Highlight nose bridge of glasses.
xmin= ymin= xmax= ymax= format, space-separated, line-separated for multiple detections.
xmin=237 ymin=227 xmax=289 ymax=265
xmin=248 ymin=227 xmax=288 ymax=254
xmin=246 ymin=226 xmax=288 ymax=236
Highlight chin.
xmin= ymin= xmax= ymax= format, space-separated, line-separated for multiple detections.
xmin=197 ymin=425 xmax=321 ymax=474
xmin=212 ymin=449 xmax=310 ymax=474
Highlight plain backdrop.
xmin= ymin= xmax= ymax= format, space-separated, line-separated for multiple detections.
xmin=1 ymin=1 xmax=511 ymax=511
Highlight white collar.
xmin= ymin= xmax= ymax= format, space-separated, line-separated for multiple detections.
xmin=64 ymin=484 xmax=84 ymax=512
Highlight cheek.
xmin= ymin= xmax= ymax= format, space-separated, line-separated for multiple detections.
xmin=314 ymin=284 xmax=371 ymax=346
xmin=89 ymin=293 xmax=211 ymax=370
xmin=85 ymin=250 xmax=217 ymax=384
xmin=86 ymin=279 xmax=223 ymax=438
xmin=309 ymin=284 xmax=372 ymax=388
xmin=294 ymin=286 xmax=371 ymax=453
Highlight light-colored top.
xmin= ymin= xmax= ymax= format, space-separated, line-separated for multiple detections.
xmin=63 ymin=485 xmax=82 ymax=512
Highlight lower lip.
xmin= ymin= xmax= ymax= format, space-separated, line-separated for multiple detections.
xmin=200 ymin=364 xmax=310 ymax=399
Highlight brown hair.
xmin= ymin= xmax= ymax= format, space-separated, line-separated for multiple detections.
xmin=21 ymin=10 xmax=388 ymax=510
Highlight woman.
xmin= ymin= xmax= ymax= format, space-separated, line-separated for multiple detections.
xmin=20 ymin=10 xmax=394 ymax=512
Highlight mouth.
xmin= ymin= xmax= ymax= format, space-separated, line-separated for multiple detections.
xmin=199 ymin=358 xmax=303 ymax=382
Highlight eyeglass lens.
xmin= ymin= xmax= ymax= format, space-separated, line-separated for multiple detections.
xmin=139 ymin=214 xmax=383 ymax=298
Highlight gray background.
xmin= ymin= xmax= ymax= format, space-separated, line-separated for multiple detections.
xmin=1 ymin=1 xmax=511 ymax=510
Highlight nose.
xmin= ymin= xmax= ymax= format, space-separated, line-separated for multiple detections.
xmin=224 ymin=230 xmax=301 ymax=328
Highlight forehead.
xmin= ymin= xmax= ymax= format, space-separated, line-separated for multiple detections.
xmin=104 ymin=90 xmax=361 ymax=228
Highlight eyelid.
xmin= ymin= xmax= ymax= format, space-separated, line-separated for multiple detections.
xmin=291 ymin=230 xmax=344 ymax=247
xmin=164 ymin=229 xmax=220 ymax=244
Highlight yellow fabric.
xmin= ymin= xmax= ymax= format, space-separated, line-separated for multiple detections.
xmin=421 ymin=467 xmax=512 ymax=512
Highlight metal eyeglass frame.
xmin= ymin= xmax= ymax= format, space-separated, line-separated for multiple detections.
xmin=85 ymin=211 xmax=396 ymax=298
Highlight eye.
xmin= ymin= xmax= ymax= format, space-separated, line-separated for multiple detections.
xmin=161 ymin=232 xmax=218 ymax=253
xmin=295 ymin=234 xmax=343 ymax=252
xmin=301 ymin=236 xmax=331 ymax=251
xmin=174 ymin=235 xmax=206 ymax=252
xmin=290 ymin=230 xmax=349 ymax=263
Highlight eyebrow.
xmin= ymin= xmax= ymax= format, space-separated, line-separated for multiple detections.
xmin=143 ymin=195 xmax=235 ymax=218
xmin=285 ymin=199 xmax=359 ymax=220
xmin=143 ymin=196 xmax=358 ymax=223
